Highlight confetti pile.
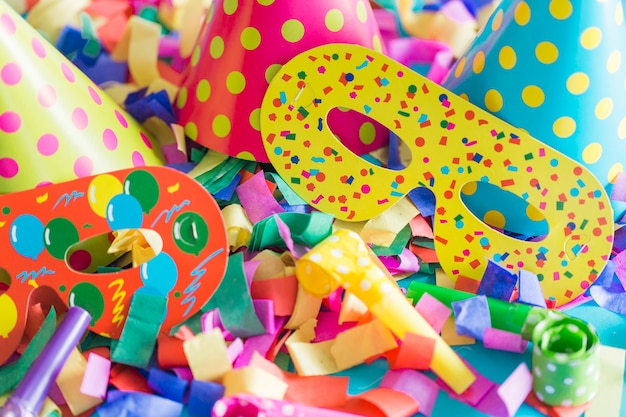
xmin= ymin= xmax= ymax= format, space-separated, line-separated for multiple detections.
xmin=1 ymin=1 xmax=626 ymax=417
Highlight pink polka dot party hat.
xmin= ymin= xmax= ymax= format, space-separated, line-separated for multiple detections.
xmin=441 ymin=0 xmax=626 ymax=236
xmin=176 ymin=0 xmax=389 ymax=162
xmin=0 ymin=2 xmax=165 ymax=194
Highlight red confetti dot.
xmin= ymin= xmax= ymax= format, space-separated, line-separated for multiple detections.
xmin=315 ymin=172 xmax=325 ymax=182
xmin=444 ymin=190 xmax=453 ymax=199
xmin=273 ymin=98 xmax=282 ymax=107
xmin=465 ymin=110 xmax=475 ymax=120
xmin=360 ymin=169 xmax=368 ymax=176
xmin=414 ymin=137 xmax=425 ymax=147
xmin=494 ymin=143 xmax=504 ymax=152
xmin=323 ymin=147 xmax=333 ymax=156
xmin=573 ymin=166 xmax=583 ymax=176
xmin=395 ymin=175 xmax=404 ymax=184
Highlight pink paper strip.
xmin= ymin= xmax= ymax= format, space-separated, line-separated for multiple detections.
xmin=380 ymin=248 xmax=420 ymax=274
xmin=380 ymin=369 xmax=439 ymax=417
xmin=236 ymin=171 xmax=285 ymax=223
xmin=312 ymin=311 xmax=357 ymax=343
xmin=414 ymin=292 xmax=452 ymax=333
xmin=226 ymin=338 xmax=244 ymax=363
xmin=483 ymin=328 xmax=528 ymax=353
xmin=80 ymin=353 xmax=111 ymax=399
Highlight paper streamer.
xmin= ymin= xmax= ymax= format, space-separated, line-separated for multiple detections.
xmin=260 ymin=42 xmax=614 ymax=307
xmin=295 ymin=229 xmax=475 ymax=394
xmin=531 ymin=316 xmax=600 ymax=407
xmin=212 ymin=394 xmax=360 ymax=417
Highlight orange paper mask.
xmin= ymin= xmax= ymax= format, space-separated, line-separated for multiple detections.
xmin=0 ymin=166 xmax=228 ymax=365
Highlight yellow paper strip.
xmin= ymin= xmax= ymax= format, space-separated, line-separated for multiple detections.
xmin=56 ymin=348 xmax=103 ymax=415
xmin=359 ymin=197 xmax=420 ymax=246
xmin=585 ymin=345 xmax=626 ymax=417
xmin=223 ymin=366 xmax=288 ymax=400
xmin=283 ymin=285 xmax=323 ymax=330
xmin=221 ymin=204 xmax=253 ymax=251
xmin=26 ymin=0 xmax=90 ymax=43
xmin=330 ymin=319 xmax=398 ymax=371
xmin=187 ymin=149 xmax=229 ymax=178
xmin=183 ymin=328 xmax=232 ymax=382
xmin=441 ymin=316 xmax=475 ymax=346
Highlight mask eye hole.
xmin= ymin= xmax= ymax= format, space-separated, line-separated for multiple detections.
xmin=65 ymin=229 xmax=162 ymax=274
xmin=461 ymin=181 xmax=549 ymax=240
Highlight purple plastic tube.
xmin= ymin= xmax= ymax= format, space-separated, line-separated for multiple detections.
xmin=0 ymin=306 xmax=91 ymax=417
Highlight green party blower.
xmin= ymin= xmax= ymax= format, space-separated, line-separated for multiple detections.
xmin=407 ymin=281 xmax=601 ymax=406
xmin=406 ymin=281 xmax=561 ymax=340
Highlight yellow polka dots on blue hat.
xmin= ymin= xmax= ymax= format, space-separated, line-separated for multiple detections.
xmin=444 ymin=0 xmax=626 ymax=236
xmin=445 ymin=0 xmax=626 ymax=188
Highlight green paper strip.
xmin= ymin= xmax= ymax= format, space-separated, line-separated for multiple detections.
xmin=371 ymin=224 xmax=413 ymax=256
xmin=111 ymin=293 xmax=167 ymax=368
xmin=202 ymin=252 xmax=265 ymax=338
xmin=531 ymin=316 xmax=600 ymax=407
xmin=194 ymin=158 xmax=254 ymax=196
xmin=79 ymin=13 xmax=101 ymax=58
xmin=268 ymin=172 xmax=308 ymax=206
xmin=0 ymin=307 xmax=57 ymax=395
xmin=585 ymin=344 xmax=625 ymax=417
xmin=249 ymin=211 xmax=334 ymax=252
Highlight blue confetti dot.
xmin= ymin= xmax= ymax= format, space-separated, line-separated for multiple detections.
xmin=457 ymin=167 xmax=464 ymax=173
xmin=593 ymin=190 xmax=602 ymax=198
xmin=345 ymin=73 xmax=354 ymax=82
xmin=274 ymin=146 xmax=283 ymax=156
xmin=550 ymin=159 xmax=559 ymax=167
xmin=570 ymin=188 xmax=579 ymax=197
xmin=480 ymin=237 xmax=489 ymax=247
xmin=561 ymin=260 xmax=568 ymax=267
xmin=455 ymin=220 xmax=464 ymax=229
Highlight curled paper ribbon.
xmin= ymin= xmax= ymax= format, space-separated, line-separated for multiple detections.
xmin=531 ymin=316 xmax=600 ymax=407
xmin=296 ymin=229 xmax=475 ymax=394
xmin=212 ymin=395 xmax=360 ymax=417
xmin=0 ymin=166 xmax=228 ymax=365
xmin=260 ymin=43 xmax=614 ymax=306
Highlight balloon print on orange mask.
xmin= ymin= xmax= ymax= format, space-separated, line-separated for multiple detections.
xmin=0 ymin=166 xmax=228 ymax=365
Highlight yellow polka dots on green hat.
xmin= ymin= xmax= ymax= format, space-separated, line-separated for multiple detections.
xmin=281 ymin=19 xmax=305 ymax=43
xmin=325 ymin=9 xmax=344 ymax=32
xmin=535 ymin=41 xmax=558 ymax=64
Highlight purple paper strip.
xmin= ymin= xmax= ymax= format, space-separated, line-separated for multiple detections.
xmin=80 ymin=352 xmax=111 ymax=399
xmin=477 ymin=261 xmax=518 ymax=301
xmin=452 ymin=295 xmax=491 ymax=339
xmin=380 ymin=369 xmax=439 ymax=417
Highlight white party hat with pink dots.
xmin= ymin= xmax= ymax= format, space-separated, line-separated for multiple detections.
xmin=176 ymin=0 xmax=389 ymax=162
xmin=0 ymin=2 xmax=165 ymax=194
xmin=441 ymin=0 xmax=626 ymax=235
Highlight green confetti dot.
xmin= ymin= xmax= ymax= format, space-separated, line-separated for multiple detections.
xmin=174 ymin=291 xmax=181 ymax=298
xmin=2 ymin=206 xmax=10 ymax=215
xmin=59 ymin=285 xmax=66 ymax=292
